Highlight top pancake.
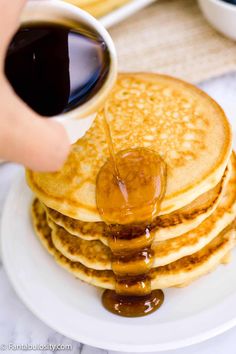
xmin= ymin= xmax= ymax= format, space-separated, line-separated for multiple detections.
xmin=26 ymin=73 xmax=232 ymax=222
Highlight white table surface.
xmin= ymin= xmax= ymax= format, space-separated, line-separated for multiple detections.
xmin=1 ymin=72 xmax=236 ymax=354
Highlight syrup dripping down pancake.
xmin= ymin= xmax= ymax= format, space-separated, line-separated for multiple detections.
xmin=43 ymin=160 xmax=230 ymax=245
xmin=31 ymin=152 xmax=236 ymax=271
xmin=32 ymin=198 xmax=236 ymax=290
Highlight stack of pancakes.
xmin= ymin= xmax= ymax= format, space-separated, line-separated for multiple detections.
xmin=27 ymin=73 xmax=236 ymax=291
xmin=63 ymin=0 xmax=131 ymax=18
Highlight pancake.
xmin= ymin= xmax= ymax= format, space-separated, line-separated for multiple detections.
xmin=49 ymin=216 xmax=111 ymax=270
xmin=43 ymin=159 xmax=231 ymax=244
xmin=32 ymin=151 xmax=236 ymax=270
xmin=32 ymin=199 xmax=236 ymax=289
xmin=26 ymin=73 xmax=232 ymax=222
xmin=151 ymin=227 xmax=236 ymax=289
xmin=64 ymin=0 xmax=131 ymax=17
xmin=155 ymin=155 xmax=236 ymax=266
xmin=47 ymin=152 xmax=236 ymax=268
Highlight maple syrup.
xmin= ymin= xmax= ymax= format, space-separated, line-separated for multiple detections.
xmin=102 ymin=289 xmax=164 ymax=318
xmin=5 ymin=22 xmax=110 ymax=116
xmin=96 ymin=109 xmax=167 ymax=317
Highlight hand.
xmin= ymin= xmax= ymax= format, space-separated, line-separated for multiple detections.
xmin=0 ymin=0 xmax=70 ymax=171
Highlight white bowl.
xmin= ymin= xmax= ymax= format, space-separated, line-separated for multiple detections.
xmin=198 ymin=0 xmax=236 ymax=41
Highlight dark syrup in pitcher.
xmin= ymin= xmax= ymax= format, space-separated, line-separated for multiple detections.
xmin=5 ymin=22 xmax=110 ymax=116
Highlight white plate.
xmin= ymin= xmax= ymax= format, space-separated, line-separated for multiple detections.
xmin=2 ymin=174 xmax=236 ymax=352
xmin=100 ymin=0 xmax=156 ymax=28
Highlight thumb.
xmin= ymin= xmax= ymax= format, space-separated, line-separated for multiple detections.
xmin=0 ymin=78 xmax=70 ymax=172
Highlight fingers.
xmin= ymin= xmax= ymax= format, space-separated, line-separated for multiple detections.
xmin=0 ymin=78 xmax=71 ymax=172
xmin=0 ymin=0 xmax=27 ymax=54
xmin=0 ymin=1 xmax=71 ymax=172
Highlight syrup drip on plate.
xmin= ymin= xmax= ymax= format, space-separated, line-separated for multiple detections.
xmin=96 ymin=106 xmax=167 ymax=317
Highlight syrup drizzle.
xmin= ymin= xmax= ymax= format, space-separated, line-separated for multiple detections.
xmin=96 ymin=105 xmax=167 ymax=317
